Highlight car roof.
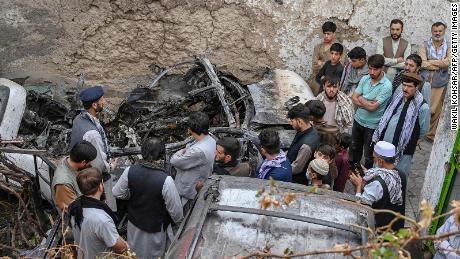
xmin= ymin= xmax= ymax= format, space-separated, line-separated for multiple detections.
xmin=166 ymin=175 xmax=375 ymax=259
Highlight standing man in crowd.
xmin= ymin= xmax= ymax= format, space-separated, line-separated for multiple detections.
xmin=376 ymin=19 xmax=411 ymax=82
xmin=341 ymin=47 xmax=368 ymax=96
xmin=351 ymin=54 xmax=393 ymax=170
xmin=171 ymin=112 xmax=216 ymax=210
xmin=350 ymin=141 xmax=406 ymax=231
xmin=372 ymin=73 xmax=429 ymax=176
xmin=310 ymin=21 xmax=348 ymax=95
xmin=316 ymin=76 xmax=354 ymax=133
xmin=392 ymin=54 xmax=431 ymax=104
xmin=213 ymin=137 xmax=251 ymax=177
xmin=287 ymin=104 xmax=319 ymax=185
xmin=52 ymin=140 xmax=97 ymax=213
xmin=306 ymin=99 xmax=339 ymax=146
xmin=69 ymin=168 xmax=128 ymax=259
xmin=70 ymin=85 xmax=116 ymax=211
xmin=419 ymin=22 xmax=451 ymax=142
xmin=256 ymin=129 xmax=292 ymax=182
xmin=112 ymin=138 xmax=183 ymax=259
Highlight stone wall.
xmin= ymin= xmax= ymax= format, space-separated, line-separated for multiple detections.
xmin=0 ymin=0 xmax=451 ymax=96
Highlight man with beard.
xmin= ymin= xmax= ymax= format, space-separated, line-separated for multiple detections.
xmin=213 ymin=137 xmax=251 ymax=177
xmin=372 ymin=73 xmax=429 ymax=176
xmin=309 ymin=21 xmax=348 ymax=95
xmin=350 ymin=54 xmax=392 ymax=170
xmin=316 ymin=76 xmax=354 ymax=133
xmin=70 ymin=85 xmax=117 ymax=211
xmin=419 ymin=22 xmax=451 ymax=142
xmin=286 ymin=104 xmax=319 ymax=185
xmin=392 ymin=54 xmax=431 ymax=104
xmin=349 ymin=141 xmax=406 ymax=231
xmin=376 ymin=19 xmax=411 ymax=82
xmin=52 ymin=140 xmax=97 ymax=213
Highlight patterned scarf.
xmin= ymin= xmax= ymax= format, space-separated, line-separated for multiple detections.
xmin=258 ymin=150 xmax=287 ymax=180
xmin=372 ymin=88 xmax=424 ymax=163
xmin=427 ymin=37 xmax=448 ymax=60
xmin=81 ymin=110 xmax=109 ymax=155
xmin=363 ymin=168 xmax=403 ymax=205
xmin=316 ymin=91 xmax=354 ymax=129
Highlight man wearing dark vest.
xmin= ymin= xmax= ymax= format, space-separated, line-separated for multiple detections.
xmin=376 ymin=19 xmax=411 ymax=82
xmin=372 ymin=73 xmax=429 ymax=176
xmin=392 ymin=54 xmax=431 ymax=104
xmin=286 ymin=104 xmax=319 ymax=185
xmin=112 ymin=138 xmax=183 ymax=259
xmin=350 ymin=141 xmax=406 ymax=231
xmin=52 ymin=140 xmax=97 ymax=213
xmin=70 ymin=85 xmax=117 ymax=211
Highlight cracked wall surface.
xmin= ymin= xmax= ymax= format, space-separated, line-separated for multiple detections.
xmin=0 ymin=0 xmax=451 ymax=96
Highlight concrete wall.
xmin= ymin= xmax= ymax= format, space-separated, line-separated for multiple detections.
xmin=0 ymin=0 xmax=451 ymax=96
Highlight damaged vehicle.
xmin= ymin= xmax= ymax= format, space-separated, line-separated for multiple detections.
xmin=0 ymin=57 xmax=317 ymax=257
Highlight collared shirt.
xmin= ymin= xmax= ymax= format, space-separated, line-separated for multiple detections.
xmin=354 ymin=74 xmax=393 ymax=129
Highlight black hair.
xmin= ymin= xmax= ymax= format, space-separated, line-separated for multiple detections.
xmin=335 ymin=133 xmax=352 ymax=149
xmin=406 ymin=54 xmax=422 ymax=67
xmin=217 ymin=137 xmax=241 ymax=162
xmin=376 ymin=154 xmax=396 ymax=164
xmin=141 ymin=138 xmax=165 ymax=162
xmin=82 ymin=100 xmax=95 ymax=110
xmin=330 ymin=43 xmax=344 ymax=54
xmin=322 ymin=21 xmax=337 ymax=33
xmin=305 ymin=100 xmax=326 ymax=119
xmin=390 ymin=19 xmax=404 ymax=28
xmin=368 ymin=54 xmax=385 ymax=69
xmin=317 ymin=144 xmax=336 ymax=159
xmin=187 ymin=112 xmax=210 ymax=135
xmin=258 ymin=129 xmax=280 ymax=156
xmin=347 ymin=47 xmax=367 ymax=60
xmin=432 ymin=22 xmax=446 ymax=29
xmin=322 ymin=75 xmax=340 ymax=86
xmin=287 ymin=103 xmax=310 ymax=122
xmin=70 ymin=140 xmax=97 ymax=163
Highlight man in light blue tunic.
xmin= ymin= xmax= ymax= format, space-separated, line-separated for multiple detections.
xmin=372 ymin=72 xmax=429 ymax=176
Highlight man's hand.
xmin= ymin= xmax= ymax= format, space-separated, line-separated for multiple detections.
xmin=110 ymin=158 xmax=118 ymax=171
xmin=195 ymin=181 xmax=204 ymax=192
xmin=349 ymin=172 xmax=364 ymax=193
xmin=397 ymin=57 xmax=404 ymax=63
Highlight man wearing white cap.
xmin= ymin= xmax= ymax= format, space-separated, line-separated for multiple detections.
xmin=349 ymin=141 xmax=407 ymax=231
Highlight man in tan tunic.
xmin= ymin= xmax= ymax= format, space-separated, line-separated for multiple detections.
xmin=309 ymin=21 xmax=347 ymax=96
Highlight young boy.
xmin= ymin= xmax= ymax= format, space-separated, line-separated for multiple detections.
xmin=313 ymin=144 xmax=337 ymax=188
xmin=307 ymin=158 xmax=330 ymax=189
xmin=315 ymin=42 xmax=345 ymax=93
xmin=333 ymin=133 xmax=352 ymax=192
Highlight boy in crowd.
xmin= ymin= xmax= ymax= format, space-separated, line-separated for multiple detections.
xmin=307 ymin=158 xmax=330 ymax=189
xmin=333 ymin=133 xmax=352 ymax=192
xmin=313 ymin=144 xmax=337 ymax=188
xmin=315 ymin=43 xmax=345 ymax=93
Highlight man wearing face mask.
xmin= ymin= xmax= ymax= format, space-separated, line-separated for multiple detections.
xmin=52 ymin=140 xmax=97 ymax=213
xmin=419 ymin=22 xmax=451 ymax=142
xmin=70 ymin=85 xmax=117 ymax=211
xmin=376 ymin=19 xmax=411 ymax=82
xmin=349 ymin=141 xmax=407 ymax=231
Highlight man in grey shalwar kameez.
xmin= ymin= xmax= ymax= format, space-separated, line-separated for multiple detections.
xmin=113 ymin=138 xmax=183 ymax=259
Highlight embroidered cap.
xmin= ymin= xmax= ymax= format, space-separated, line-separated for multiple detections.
xmin=308 ymin=158 xmax=329 ymax=176
xmin=374 ymin=141 xmax=396 ymax=158
xmin=80 ymin=85 xmax=104 ymax=102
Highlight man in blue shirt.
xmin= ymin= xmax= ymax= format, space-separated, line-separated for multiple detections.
xmin=350 ymin=54 xmax=393 ymax=169
xmin=256 ymin=129 xmax=292 ymax=182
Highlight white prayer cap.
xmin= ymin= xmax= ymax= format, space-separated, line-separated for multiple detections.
xmin=374 ymin=141 xmax=396 ymax=158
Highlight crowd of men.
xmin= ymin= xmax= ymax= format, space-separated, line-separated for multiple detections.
xmin=50 ymin=19 xmax=452 ymax=259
